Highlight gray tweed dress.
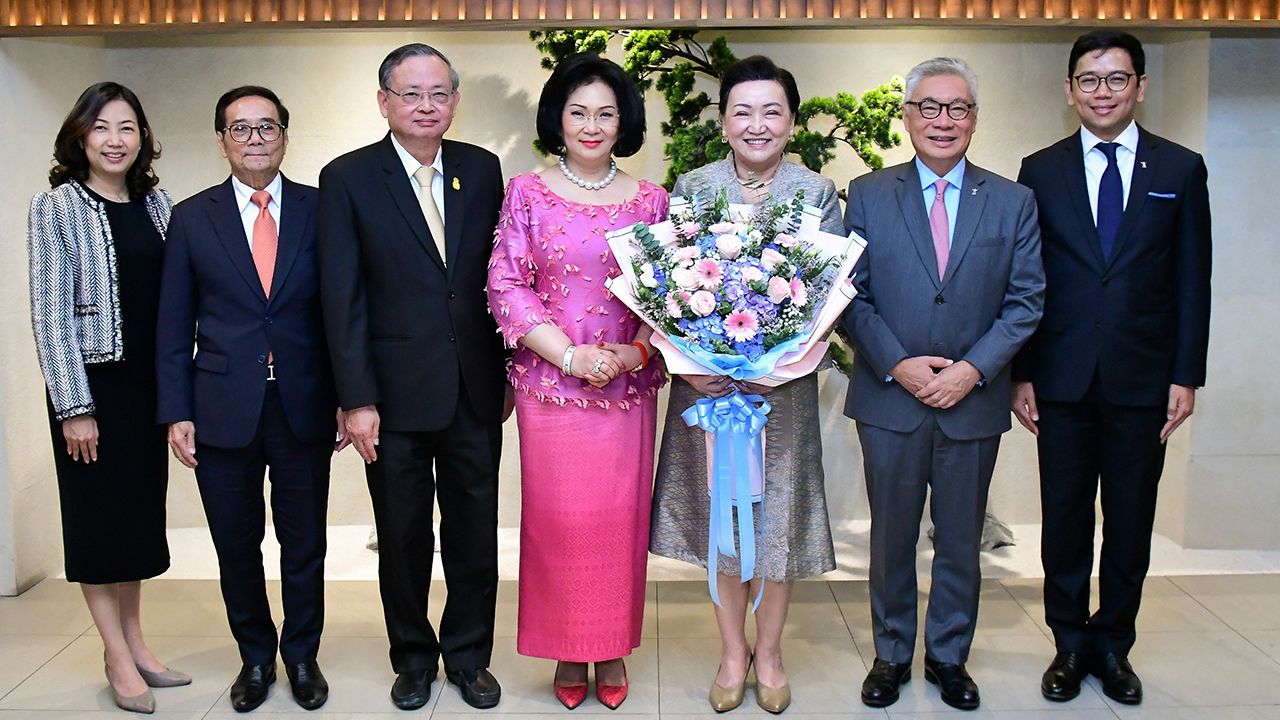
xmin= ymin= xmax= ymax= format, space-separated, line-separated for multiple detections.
xmin=650 ymin=157 xmax=841 ymax=581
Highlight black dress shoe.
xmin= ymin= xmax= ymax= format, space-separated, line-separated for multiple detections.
xmin=1041 ymin=651 xmax=1088 ymax=702
xmin=447 ymin=668 xmax=501 ymax=709
xmin=924 ymin=657 xmax=980 ymax=711
xmin=230 ymin=663 xmax=276 ymax=713
xmin=285 ymin=660 xmax=329 ymax=711
xmin=390 ymin=669 xmax=437 ymax=710
xmin=1092 ymin=652 xmax=1142 ymax=705
xmin=861 ymin=658 xmax=912 ymax=708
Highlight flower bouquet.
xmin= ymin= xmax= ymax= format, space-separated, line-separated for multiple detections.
xmin=605 ymin=190 xmax=865 ymax=605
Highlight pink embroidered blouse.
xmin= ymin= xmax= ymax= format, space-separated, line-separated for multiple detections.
xmin=487 ymin=173 xmax=669 ymax=410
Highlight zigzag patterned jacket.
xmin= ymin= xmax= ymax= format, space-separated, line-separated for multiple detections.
xmin=28 ymin=180 xmax=173 ymax=420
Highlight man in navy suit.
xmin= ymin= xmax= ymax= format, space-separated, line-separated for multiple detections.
xmin=1014 ymin=31 xmax=1211 ymax=706
xmin=156 ymin=86 xmax=344 ymax=713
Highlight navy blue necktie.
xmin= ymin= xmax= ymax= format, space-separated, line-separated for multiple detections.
xmin=1095 ymin=141 xmax=1123 ymax=260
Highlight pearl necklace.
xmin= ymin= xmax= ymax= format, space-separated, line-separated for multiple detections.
xmin=559 ymin=155 xmax=617 ymax=191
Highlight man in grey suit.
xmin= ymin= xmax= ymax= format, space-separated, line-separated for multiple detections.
xmin=843 ymin=57 xmax=1045 ymax=711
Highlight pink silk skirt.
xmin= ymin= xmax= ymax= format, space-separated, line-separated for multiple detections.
xmin=514 ymin=391 xmax=657 ymax=661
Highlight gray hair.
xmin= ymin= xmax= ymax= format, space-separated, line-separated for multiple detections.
xmin=904 ymin=57 xmax=979 ymax=106
xmin=378 ymin=43 xmax=461 ymax=91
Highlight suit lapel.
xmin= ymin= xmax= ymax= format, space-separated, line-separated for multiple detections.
xmin=1107 ymin=126 xmax=1156 ymax=272
xmin=941 ymin=163 xmax=987 ymax=290
xmin=442 ymin=141 xmax=464 ymax=285
xmin=378 ymin=135 xmax=446 ymax=273
xmin=893 ymin=163 xmax=942 ymax=291
xmin=1062 ymin=134 xmax=1107 ymax=271
xmin=268 ymin=175 xmax=307 ymax=304
xmin=208 ymin=179 xmax=267 ymax=303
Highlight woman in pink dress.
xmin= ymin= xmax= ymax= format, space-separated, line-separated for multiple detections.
xmin=486 ymin=53 xmax=668 ymax=711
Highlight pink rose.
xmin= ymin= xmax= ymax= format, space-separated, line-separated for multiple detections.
xmin=666 ymin=291 xmax=691 ymax=318
xmin=671 ymin=267 xmax=701 ymax=290
xmin=694 ymin=258 xmax=723 ymax=289
xmin=673 ymin=246 xmax=700 ymax=265
xmin=761 ymin=247 xmax=787 ymax=272
xmin=741 ymin=266 xmax=765 ymax=284
xmin=708 ymin=221 xmax=737 ymax=235
xmin=678 ymin=221 xmax=701 ymax=238
xmin=775 ymin=232 xmax=798 ymax=248
xmin=715 ymin=234 xmax=743 ymax=259
xmin=767 ymin=276 xmax=792 ymax=304
xmin=789 ymin=278 xmax=808 ymax=307
xmin=689 ymin=290 xmax=717 ymax=317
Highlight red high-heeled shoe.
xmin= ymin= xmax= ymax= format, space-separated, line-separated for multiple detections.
xmin=554 ymin=662 xmax=588 ymax=710
xmin=595 ymin=661 xmax=628 ymax=710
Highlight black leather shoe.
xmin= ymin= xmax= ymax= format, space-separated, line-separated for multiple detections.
xmin=924 ymin=657 xmax=980 ymax=710
xmin=285 ymin=660 xmax=328 ymax=711
xmin=861 ymin=658 xmax=911 ymax=708
xmin=1092 ymin=652 xmax=1142 ymax=705
xmin=1041 ymin=651 xmax=1088 ymax=702
xmin=447 ymin=668 xmax=501 ymax=709
xmin=230 ymin=663 xmax=276 ymax=713
xmin=390 ymin=669 xmax=436 ymax=710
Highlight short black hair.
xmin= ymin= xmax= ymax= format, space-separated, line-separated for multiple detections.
xmin=214 ymin=86 xmax=290 ymax=133
xmin=718 ymin=55 xmax=802 ymax=117
xmin=1068 ymin=30 xmax=1146 ymax=78
xmin=535 ymin=53 xmax=646 ymax=158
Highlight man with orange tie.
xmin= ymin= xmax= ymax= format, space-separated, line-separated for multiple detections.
xmin=157 ymin=86 xmax=346 ymax=713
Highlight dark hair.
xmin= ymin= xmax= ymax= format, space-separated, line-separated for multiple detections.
xmin=214 ymin=85 xmax=291 ymax=133
xmin=379 ymin=43 xmax=460 ymax=91
xmin=1068 ymin=30 xmax=1146 ymax=78
xmin=535 ymin=53 xmax=646 ymax=158
xmin=717 ymin=56 xmax=802 ymax=117
xmin=50 ymin=82 xmax=160 ymax=200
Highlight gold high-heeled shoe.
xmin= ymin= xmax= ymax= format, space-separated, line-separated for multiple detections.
xmin=756 ymin=680 xmax=791 ymax=714
xmin=708 ymin=655 xmax=752 ymax=712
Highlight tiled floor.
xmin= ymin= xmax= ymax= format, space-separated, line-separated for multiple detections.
xmin=3 ymin=576 xmax=1280 ymax=718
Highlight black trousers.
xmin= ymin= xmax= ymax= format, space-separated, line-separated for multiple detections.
xmin=195 ymin=382 xmax=333 ymax=665
xmin=366 ymin=395 xmax=502 ymax=674
xmin=1037 ymin=378 xmax=1167 ymax=656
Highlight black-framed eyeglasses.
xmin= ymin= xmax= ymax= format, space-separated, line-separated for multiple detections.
xmin=223 ymin=122 xmax=285 ymax=144
xmin=386 ymin=88 xmax=455 ymax=107
xmin=905 ymin=99 xmax=976 ymax=121
xmin=1073 ymin=72 xmax=1136 ymax=93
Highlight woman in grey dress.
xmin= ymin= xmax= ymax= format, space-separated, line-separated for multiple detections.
xmin=650 ymin=56 xmax=839 ymax=714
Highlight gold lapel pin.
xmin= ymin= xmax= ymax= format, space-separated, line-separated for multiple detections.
xmin=452 ymin=177 xmax=461 ymax=191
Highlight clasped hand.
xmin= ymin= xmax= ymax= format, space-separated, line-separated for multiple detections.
xmin=891 ymin=356 xmax=981 ymax=409
xmin=570 ymin=343 xmax=638 ymax=388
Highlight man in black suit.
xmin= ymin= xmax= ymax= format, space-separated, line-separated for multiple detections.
xmin=1014 ymin=30 xmax=1212 ymax=706
xmin=157 ymin=86 xmax=342 ymax=712
xmin=317 ymin=43 xmax=509 ymax=711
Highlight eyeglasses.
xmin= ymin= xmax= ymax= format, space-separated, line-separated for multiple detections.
xmin=222 ymin=122 xmax=285 ymax=144
xmin=1072 ymin=72 xmax=1137 ymax=93
xmin=905 ymin=99 xmax=976 ymax=121
xmin=386 ymin=88 xmax=455 ymax=107
xmin=565 ymin=109 xmax=619 ymax=128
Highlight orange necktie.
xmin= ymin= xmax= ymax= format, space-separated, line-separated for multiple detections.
xmin=250 ymin=190 xmax=277 ymax=297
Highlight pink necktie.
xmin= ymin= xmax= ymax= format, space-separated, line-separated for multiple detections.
xmin=929 ymin=179 xmax=950 ymax=281
xmin=250 ymin=190 xmax=277 ymax=297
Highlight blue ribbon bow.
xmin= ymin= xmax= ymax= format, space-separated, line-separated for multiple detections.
xmin=682 ymin=390 xmax=771 ymax=610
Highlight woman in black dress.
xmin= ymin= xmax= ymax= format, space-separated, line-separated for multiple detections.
xmin=28 ymin=82 xmax=188 ymax=714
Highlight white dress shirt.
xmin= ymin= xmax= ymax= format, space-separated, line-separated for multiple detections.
xmin=1081 ymin=120 xmax=1139 ymax=222
xmin=231 ymin=173 xmax=283 ymax=249
xmin=389 ymin=133 xmax=446 ymax=220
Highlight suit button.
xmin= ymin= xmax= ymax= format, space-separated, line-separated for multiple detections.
xmin=257 ymin=354 xmax=267 ymax=364
xmin=448 ymin=333 xmax=456 ymax=343
xmin=1101 ymin=276 xmax=1110 ymax=284
xmin=934 ymin=294 xmax=945 ymax=305
xmin=265 ymin=316 xmax=273 ymax=325
xmin=449 ymin=291 xmax=457 ymax=300
xmin=1094 ymin=321 xmax=1101 ymax=329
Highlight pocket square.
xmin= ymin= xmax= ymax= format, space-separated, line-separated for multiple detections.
xmin=1148 ymin=191 xmax=1177 ymax=199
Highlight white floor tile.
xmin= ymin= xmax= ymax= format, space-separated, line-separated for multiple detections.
xmin=0 ymin=635 xmax=78 ymax=699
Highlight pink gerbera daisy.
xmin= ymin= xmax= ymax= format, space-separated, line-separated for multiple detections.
xmin=693 ymin=258 xmax=723 ymax=289
xmin=724 ymin=310 xmax=759 ymax=342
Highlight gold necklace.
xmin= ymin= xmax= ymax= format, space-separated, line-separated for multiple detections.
xmin=732 ymin=156 xmax=777 ymax=193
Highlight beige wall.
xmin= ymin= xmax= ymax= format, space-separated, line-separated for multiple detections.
xmin=0 ymin=28 xmax=1270 ymax=591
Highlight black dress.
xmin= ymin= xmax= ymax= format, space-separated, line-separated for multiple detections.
xmin=45 ymin=188 xmax=170 ymax=584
